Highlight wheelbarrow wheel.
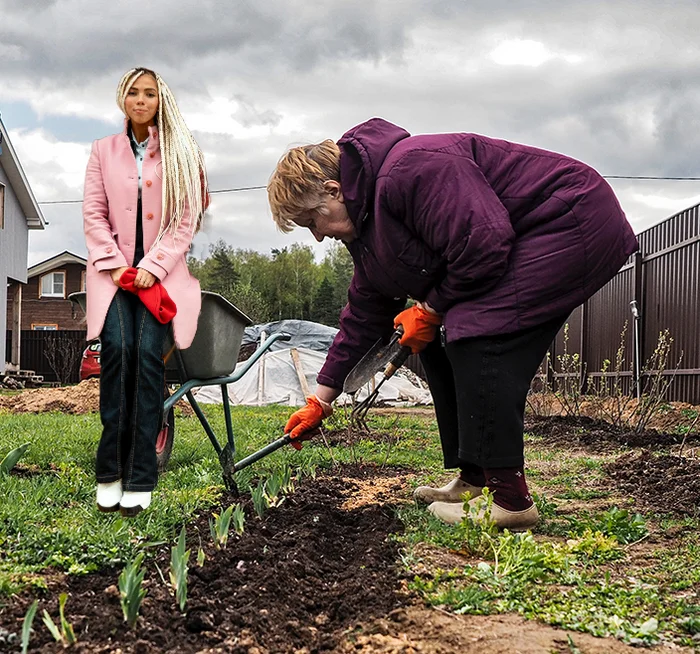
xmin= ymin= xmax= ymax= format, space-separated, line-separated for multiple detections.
xmin=156 ymin=387 xmax=175 ymax=473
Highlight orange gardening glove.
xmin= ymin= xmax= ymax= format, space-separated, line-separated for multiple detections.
xmin=393 ymin=304 xmax=442 ymax=354
xmin=285 ymin=395 xmax=333 ymax=450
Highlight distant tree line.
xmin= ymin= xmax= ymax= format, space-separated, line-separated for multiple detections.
xmin=187 ymin=240 xmax=354 ymax=326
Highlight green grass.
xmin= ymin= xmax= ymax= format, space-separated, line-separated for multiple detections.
xmin=0 ymin=404 xmax=441 ymax=592
xmin=2 ymin=404 xmax=700 ymax=648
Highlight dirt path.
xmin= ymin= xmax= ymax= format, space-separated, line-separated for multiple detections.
xmin=338 ymin=607 xmax=690 ymax=653
xmin=0 ymin=378 xmax=192 ymax=415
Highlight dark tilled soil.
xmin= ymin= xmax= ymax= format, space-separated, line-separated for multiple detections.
xmin=525 ymin=415 xmax=700 ymax=452
xmin=1 ymin=465 xmax=409 ymax=653
xmin=605 ymin=450 xmax=700 ymax=516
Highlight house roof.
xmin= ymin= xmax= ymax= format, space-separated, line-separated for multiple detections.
xmin=0 ymin=116 xmax=46 ymax=230
xmin=28 ymin=251 xmax=86 ymax=278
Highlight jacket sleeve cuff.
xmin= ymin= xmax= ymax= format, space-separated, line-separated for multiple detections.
xmin=424 ymin=289 xmax=450 ymax=315
xmin=136 ymin=259 xmax=167 ymax=281
xmin=93 ymin=250 xmax=129 ymax=272
xmin=316 ymin=372 xmax=343 ymax=391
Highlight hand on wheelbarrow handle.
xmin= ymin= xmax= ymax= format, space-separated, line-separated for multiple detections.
xmin=285 ymin=395 xmax=331 ymax=449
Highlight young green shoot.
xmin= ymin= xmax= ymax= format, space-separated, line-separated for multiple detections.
xmin=209 ymin=505 xmax=234 ymax=550
xmin=0 ymin=442 xmax=30 ymax=476
xmin=251 ymin=479 xmax=269 ymax=519
xmin=232 ymin=503 xmax=245 ymax=535
xmin=21 ymin=599 xmax=39 ymax=654
xmin=42 ymin=593 xmax=76 ymax=646
xmin=118 ymin=553 xmax=148 ymax=628
xmin=169 ymin=526 xmax=190 ymax=612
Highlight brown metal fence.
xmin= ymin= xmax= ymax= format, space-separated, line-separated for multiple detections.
xmin=4 ymin=203 xmax=699 ymax=398
xmin=548 ymin=202 xmax=700 ymax=404
xmin=5 ymin=330 xmax=87 ymax=384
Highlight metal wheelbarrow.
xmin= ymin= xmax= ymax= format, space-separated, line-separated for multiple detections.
xmin=69 ymin=291 xmax=292 ymax=491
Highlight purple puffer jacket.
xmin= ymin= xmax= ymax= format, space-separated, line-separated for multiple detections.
xmin=317 ymin=118 xmax=638 ymax=390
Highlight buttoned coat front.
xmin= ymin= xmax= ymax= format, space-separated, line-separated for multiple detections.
xmin=83 ymin=122 xmax=201 ymax=348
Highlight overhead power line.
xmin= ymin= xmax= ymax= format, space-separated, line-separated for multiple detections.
xmin=35 ymin=176 xmax=700 ymax=205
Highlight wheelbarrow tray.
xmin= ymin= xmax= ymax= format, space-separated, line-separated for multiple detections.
xmin=164 ymin=292 xmax=252 ymax=380
xmin=69 ymin=291 xmax=253 ymax=380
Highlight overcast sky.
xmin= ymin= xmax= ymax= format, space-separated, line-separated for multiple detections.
xmin=3 ymin=0 xmax=700 ymax=266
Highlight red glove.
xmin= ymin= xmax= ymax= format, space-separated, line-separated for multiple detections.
xmin=120 ymin=268 xmax=177 ymax=324
xmin=393 ymin=304 xmax=442 ymax=353
xmin=285 ymin=395 xmax=333 ymax=450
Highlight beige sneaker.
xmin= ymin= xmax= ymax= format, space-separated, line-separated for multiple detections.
xmin=413 ymin=477 xmax=483 ymax=505
xmin=428 ymin=497 xmax=539 ymax=531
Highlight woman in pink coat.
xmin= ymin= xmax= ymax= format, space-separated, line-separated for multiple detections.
xmin=83 ymin=67 xmax=206 ymax=516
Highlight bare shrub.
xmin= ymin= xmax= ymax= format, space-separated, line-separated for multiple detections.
xmin=44 ymin=334 xmax=82 ymax=385
xmin=553 ymin=323 xmax=585 ymax=418
xmin=633 ymin=329 xmax=681 ymax=433
xmin=526 ymin=352 xmax=557 ymax=418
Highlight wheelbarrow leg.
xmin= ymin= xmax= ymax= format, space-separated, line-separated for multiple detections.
xmin=185 ymin=390 xmax=223 ymax=456
xmin=219 ymin=384 xmax=239 ymax=495
xmin=185 ymin=389 xmax=238 ymax=494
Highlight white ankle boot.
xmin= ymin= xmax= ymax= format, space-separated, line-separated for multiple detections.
xmin=96 ymin=480 xmax=122 ymax=512
xmin=119 ymin=491 xmax=152 ymax=517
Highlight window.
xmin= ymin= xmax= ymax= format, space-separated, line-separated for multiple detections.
xmin=0 ymin=183 xmax=5 ymax=229
xmin=32 ymin=324 xmax=58 ymax=331
xmin=80 ymin=270 xmax=87 ymax=292
xmin=39 ymin=271 xmax=66 ymax=298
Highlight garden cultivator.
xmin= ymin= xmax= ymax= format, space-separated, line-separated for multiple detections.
xmin=343 ymin=328 xmax=411 ymax=429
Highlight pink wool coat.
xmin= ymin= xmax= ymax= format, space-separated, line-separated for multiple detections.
xmin=83 ymin=122 xmax=201 ymax=348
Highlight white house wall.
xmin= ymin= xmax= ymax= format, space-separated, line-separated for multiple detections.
xmin=0 ymin=161 xmax=30 ymax=373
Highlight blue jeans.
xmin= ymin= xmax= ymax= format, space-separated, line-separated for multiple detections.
xmin=96 ymin=289 xmax=169 ymax=491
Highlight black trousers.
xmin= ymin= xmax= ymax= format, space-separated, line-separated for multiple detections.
xmin=419 ymin=315 xmax=566 ymax=469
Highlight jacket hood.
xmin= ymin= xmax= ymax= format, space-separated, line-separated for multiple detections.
xmin=338 ymin=118 xmax=410 ymax=230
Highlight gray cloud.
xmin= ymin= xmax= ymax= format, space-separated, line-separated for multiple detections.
xmin=6 ymin=0 xmax=700 ymax=266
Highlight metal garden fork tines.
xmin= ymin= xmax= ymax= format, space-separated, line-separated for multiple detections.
xmin=350 ymin=340 xmax=411 ymax=430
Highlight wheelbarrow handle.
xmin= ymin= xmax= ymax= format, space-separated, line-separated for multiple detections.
xmin=232 ymin=434 xmax=292 ymax=472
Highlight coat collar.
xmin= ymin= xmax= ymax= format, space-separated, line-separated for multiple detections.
xmin=122 ymin=118 xmax=159 ymax=153
xmin=337 ymin=118 xmax=410 ymax=234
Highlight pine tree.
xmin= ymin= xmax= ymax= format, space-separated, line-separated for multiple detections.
xmin=312 ymin=277 xmax=337 ymax=326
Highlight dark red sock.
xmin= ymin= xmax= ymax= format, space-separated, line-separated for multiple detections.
xmin=483 ymin=465 xmax=533 ymax=511
xmin=459 ymin=462 xmax=486 ymax=487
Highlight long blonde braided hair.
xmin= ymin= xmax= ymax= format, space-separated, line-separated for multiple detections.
xmin=116 ymin=67 xmax=208 ymax=242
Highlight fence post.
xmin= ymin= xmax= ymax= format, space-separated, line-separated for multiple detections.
xmin=631 ymin=251 xmax=644 ymax=398
xmin=10 ymin=283 xmax=22 ymax=367
xmin=580 ymin=302 xmax=588 ymax=394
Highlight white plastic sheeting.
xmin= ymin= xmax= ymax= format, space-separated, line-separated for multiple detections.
xmin=241 ymin=320 xmax=338 ymax=353
xmin=191 ymin=346 xmax=432 ymax=407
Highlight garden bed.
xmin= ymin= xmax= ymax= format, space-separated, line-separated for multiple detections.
xmin=1 ymin=405 xmax=699 ymax=652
